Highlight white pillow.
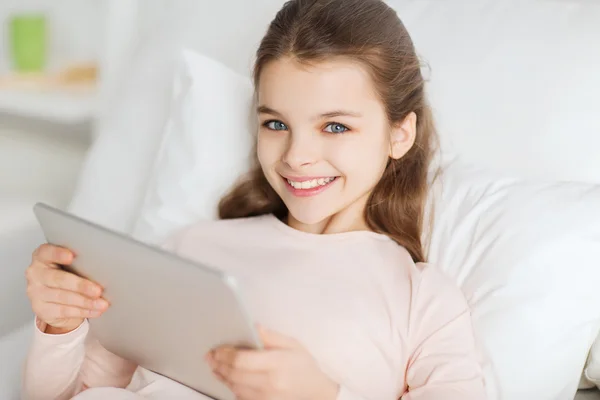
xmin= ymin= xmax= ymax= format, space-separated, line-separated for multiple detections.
xmin=585 ymin=333 xmax=600 ymax=388
xmin=67 ymin=27 xmax=181 ymax=233
xmin=132 ymin=49 xmax=254 ymax=243
xmin=391 ymin=0 xmax=600 ymax=184
xmin=425 ymin=158 xmax=600 ymax=400
xmin=133 ymin=49 xmax=600 ymax=399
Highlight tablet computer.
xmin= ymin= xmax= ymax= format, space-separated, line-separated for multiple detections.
xmin=33 ymin=202 xmax=262 ymax=400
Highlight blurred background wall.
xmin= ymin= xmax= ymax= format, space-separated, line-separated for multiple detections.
xmin=0 ymin=0 xmax=283 ymax=227
xmin=0 ymin=0 xmax=139 ymax=221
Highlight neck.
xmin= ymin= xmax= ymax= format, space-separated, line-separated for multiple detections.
xmin=286 ymin=195 xmax=371 ymax=234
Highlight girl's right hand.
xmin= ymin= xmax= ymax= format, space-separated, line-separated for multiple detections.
xmin=25 ymin=244 xmax=110 ymax=334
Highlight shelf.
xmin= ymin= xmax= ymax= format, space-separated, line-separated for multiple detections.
xmin=0 ymin=87 xmax=97 ymax=125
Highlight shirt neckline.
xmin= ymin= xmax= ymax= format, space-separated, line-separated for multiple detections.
xmin=261 ymin=214 xmax=394 ymax=244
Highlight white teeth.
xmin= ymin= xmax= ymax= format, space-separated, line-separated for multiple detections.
xmin=286 ymin=177 xmax=335 ymax=189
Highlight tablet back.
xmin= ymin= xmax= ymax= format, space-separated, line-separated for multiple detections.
xmin=33 ymin=202 xmax=261 ymax=400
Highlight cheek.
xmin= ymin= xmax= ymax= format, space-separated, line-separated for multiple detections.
xmin=332 ymin=133 xmax=389 ymax=179
xmin=257 ymin=132 xmax=279 ymax=167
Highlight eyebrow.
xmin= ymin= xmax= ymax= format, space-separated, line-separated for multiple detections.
xmin=257 ymin=105 xmax=362 ymax=119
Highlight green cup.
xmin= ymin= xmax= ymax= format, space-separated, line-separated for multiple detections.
xmin=9 ymin=14 xmax=47 ymax=72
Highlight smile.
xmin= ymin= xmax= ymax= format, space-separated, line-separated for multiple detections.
xmin=282 ymin=176 xmax=339 ymax=197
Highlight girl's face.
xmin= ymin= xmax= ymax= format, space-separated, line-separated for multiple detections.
xmin=257 ymin=57 xmax=415 ymax=232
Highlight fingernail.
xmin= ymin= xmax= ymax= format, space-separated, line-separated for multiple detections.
xmin=89 ymin=286 xmax=102 ymax=297
xmin=61 ymin=252 xmax=72 ymax=264
xmin=89 ymin=310 xmax=101 ymax=317
xmin=94 ymin=299 xmax=109 ymax=310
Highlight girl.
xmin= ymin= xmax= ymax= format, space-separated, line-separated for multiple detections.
xmin=22 ymin=0 xmax=486 ymax=399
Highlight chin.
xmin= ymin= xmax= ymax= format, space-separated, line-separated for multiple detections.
xmin=286 ymin=204 xmax=334 ymax=226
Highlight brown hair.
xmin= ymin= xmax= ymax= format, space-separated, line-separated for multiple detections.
xmin=218 ymin=0 xmax=438 ymax=263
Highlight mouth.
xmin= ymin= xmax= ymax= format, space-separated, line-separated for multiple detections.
xmin=281 ymin=175 xmax=339 ymax=197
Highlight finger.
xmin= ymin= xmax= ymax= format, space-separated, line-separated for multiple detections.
xmin=215 ymin=364 xmax=268 ymax=390
xmin=33 ymin=244 xmax=74 ymax=266
xmin=258 ymin=325 xmax=301 ymax=349
xmin=42 ymin=268 xmax=102 ymax=298
xmin=35 ymin=301 xmax=101 ymax=320
xmin=209 ymin=362 xmax=267 ymax=400
xmin=38 ymin=286 xmax=109 ymax=311
xmin=25 ymin=262 xmax=43 ymax=284
xmin=25 ymin=261 xmax=58 ymax=285
xmin=212 ymin=347 xmax=280 ymax=372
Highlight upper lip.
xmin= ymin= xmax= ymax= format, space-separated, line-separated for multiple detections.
xmin=280 ymin=175 xmax=337 ymax=182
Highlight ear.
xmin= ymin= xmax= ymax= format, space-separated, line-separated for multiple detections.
xmin=389 ymin=112 xmax=417 ymax=160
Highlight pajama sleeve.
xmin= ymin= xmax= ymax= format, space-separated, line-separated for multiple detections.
xmin=22 ymin=319 xmax=136 ymax=400
xmin=401 ymin=266 xmax=486 ymax=400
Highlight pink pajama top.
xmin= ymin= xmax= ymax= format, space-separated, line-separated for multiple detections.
xmin=22 ymin=215 xmax=486 ymax=399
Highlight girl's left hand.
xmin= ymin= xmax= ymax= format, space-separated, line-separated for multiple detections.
xmin=206 ymin=326 xmax=339 ymax=400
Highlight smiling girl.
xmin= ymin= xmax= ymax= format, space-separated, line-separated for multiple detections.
xmin=23 ymin=0 xmax=486 ymax=399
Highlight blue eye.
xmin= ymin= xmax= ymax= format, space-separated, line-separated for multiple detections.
xmin=264 ymin=120 xmax=288 ymax=131
xmin=324 ymin=123 xmax=349 ymax=134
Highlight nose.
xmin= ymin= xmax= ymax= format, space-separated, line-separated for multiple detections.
xmin=282 ymin=131 xmax=318 ymax=170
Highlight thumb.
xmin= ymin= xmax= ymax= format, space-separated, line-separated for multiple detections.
xmin=258 ymin=325 xmax=301 ymax=349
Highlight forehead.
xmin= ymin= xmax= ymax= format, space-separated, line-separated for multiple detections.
xmin=257 ymin=57 xmax=382 ymax=114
